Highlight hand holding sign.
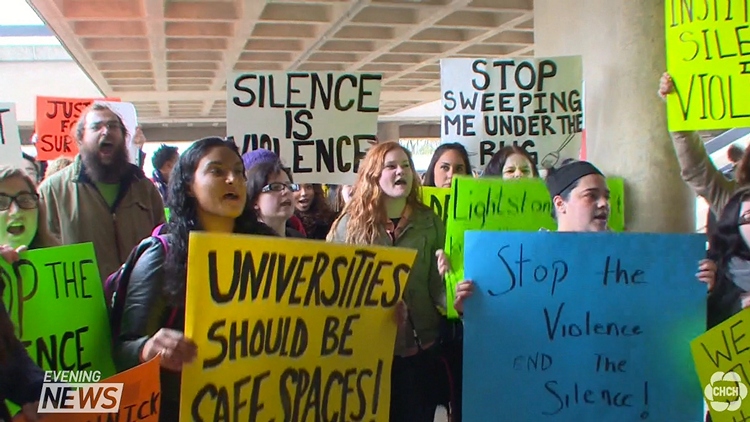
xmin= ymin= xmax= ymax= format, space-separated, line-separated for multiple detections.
xmin=0 ymin=244 xmax=26 ymax=264
xmin=141 ymin=328 xmax=197 ymax=372
xmin=658 ymin=72 xmax=674 ymax=101
xmin=454 ymin=280 xmax=475 ymax=315
xmin=697 ymin=259 xmax=717 ymax=291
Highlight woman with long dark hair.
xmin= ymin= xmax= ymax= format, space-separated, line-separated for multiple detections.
xmin=423 ymin=142 xmax=472 ymax=188
xmin=707 ymin=187 xmax=750 ymax=329
xmin=294 ymin=183 xmax=337 ymax=239
xmin=681 ymin=190 xmax=745 ymax=422
xmin=112 ymin=137 xmax=275 ymax=421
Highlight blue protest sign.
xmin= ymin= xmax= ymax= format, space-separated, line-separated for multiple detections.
xmin=462 ymin=231 xmax=706 ymax=421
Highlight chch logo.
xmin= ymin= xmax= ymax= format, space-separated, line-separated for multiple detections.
xmin=705 ymin=371 xmax=749 ymax=412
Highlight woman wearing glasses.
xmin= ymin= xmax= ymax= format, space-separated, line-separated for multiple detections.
xmin=245 ymin=159 xmax=305 ymax=238
xmin=0 ymin=165 xmax=59 ymax=422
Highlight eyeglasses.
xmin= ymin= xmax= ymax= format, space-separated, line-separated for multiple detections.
xmin=0 ymin=192 xmax=40 ymax=211
xmin=261 ymin=182 xmax=300 ymax=193
xmin=88 ymin=121 xmax=124 ymax=132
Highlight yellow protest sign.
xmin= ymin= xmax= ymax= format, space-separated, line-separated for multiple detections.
xmin=691 ymin=308 xmax=750 ymax=421
xmin=665 ymin=1 xmax=750 ymax=131
xmin=443 ymin=176 xmax=626 ymax=318
xmin=421 ymin=186 xmax=451 ymax=224
xmin=180 ymin=232 xmax=417 ymax=421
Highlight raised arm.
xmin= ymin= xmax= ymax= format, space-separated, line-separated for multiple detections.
xmin=660 ymin=72 xmax=737 ymax=214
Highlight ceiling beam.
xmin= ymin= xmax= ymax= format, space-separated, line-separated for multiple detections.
xmin=287 ymin=0 xmax=369 ymax=70
xmin=383 ymin=12 xmax=535 ymax=84
xmin=201 ymin=0 xmax=268 ymax=116
xmin=27 ymin=0 xmax=112 ymax=96
xmin=144 ymin=0 xmax=168 ymax=117
xmin=347 ymin=0 xmax=470 ymax=73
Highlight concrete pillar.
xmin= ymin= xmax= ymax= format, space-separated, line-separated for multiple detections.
xmin=376 ymin=122 xmax=400 ymax=143
xmin=534 ymin=0 xmax=695 ymax=233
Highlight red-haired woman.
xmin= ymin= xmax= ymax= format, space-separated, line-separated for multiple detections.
xmin=327 ymin=142 xmax=447 ymax=422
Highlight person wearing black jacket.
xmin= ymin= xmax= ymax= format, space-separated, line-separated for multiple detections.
xmin=0 ymin=284 xmax=43 ymax=422
xmin=112 ymin=137 xmax=277 ymax=421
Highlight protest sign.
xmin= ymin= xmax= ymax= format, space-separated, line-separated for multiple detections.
xmin=226 ymin=72 xmax=381 ymax=184
xmin=34 ymin=96 xmax=121 ymax=161
xmin=692 ymin=308 xmax=750 ymax=421
xmin=180 ymin=232 xmax=416 ymax=421
xmin=421 ymin=186 xmax=451 ymax=225
xmin=462 ymin=231 xmax=706 ymax=421
xmin=13 ymin=356 xmax=162 ymax=422
xmin=665 ymin=1 xmax=750 ymax=131
xmin=442 ymin=176 xmax=625 ymax=318
xmin=607 ymin=178 xmax=625 ymax=232
xmin=440 ymin=56 xmax=583 ymax=172
xmin=0 ymin=243 xmax=116 ymax=375
xmin=0 ymin=102 xmax=23 ymax=167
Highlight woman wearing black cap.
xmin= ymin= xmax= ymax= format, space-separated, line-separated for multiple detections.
xmin=543 ymin=159 xmax=610 ymax=232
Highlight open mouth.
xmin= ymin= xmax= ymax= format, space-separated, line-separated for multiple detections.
xmin=7 ymin=222 xmax=25 ymax=236
xmin=99 ymin=141 xmax=114 ymax=154
xmin=223 ymin=192 xmax=240 ymax=201
xmin=395 ymin=179 xmax=407 ymax=186
xmin=593 ymin=214 xmax=608 ymax=221
xmin=280 ymin=200 xmax=292 ymax=207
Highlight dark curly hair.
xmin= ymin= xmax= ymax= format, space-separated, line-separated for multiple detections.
xmin=162 ymin=137 xmax=276 ymax=306
xmin=295 ymin=184 xmax=337 ymax=238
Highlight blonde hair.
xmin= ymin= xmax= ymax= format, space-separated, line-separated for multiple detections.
xmin=330 ymin=142 xmax=425 ymax=245
xmin=0 ymin=166 xmax=60 ymax=249
xmin=44 ymin=157 xmax=74 ymax=180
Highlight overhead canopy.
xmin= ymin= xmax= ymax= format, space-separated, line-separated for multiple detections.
xmin=25 ymin=0 xmax=535 ymax=125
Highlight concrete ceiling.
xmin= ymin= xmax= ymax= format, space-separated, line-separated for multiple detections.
xmin=26 ymin=0 xmax=535 ymax=125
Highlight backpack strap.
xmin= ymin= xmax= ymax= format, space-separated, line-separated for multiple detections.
xmin=110 ymin=232 xmax=170 ymax=345
xmin=154 ymin=234 xmax=168 ymax=251
xmin=151 ymin=223 xmax=165 ymax=237
xmin=165 ymin=307 xmax=179 ymax=328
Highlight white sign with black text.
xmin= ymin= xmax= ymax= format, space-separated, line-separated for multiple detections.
xmin=0 ymin=103 xmax=24 ymax=167
xmin=227 ymin=72 xmax=382 ymax=184
xmin=441 ymin=56 xmax=584 ymax=173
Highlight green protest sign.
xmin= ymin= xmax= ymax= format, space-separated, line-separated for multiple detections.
xmin=421 ymin=186 xmax=451 ymax=225
xmin=0 ymin=242 xmax=116 ymax=376
xmin=607 ymin=177 xmax=625 ymax=232
xmin=443 ymin=176 xmax=626 ymax=318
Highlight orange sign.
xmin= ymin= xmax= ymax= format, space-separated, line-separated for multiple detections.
xmin=34 ymin=96 xmax=119 ymax=161
xmin=13 ymin=356 xmax=161 ymax=422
